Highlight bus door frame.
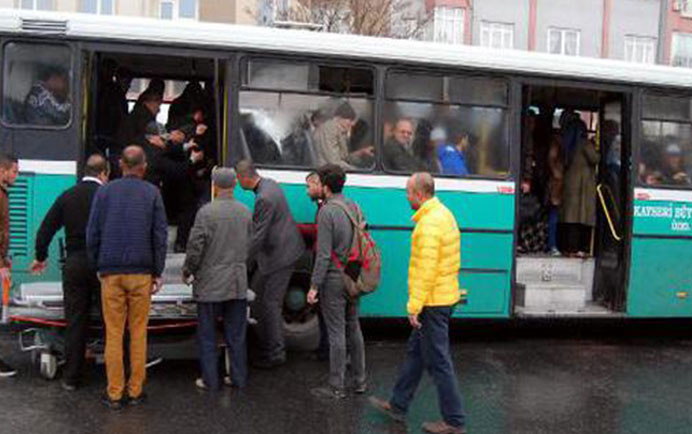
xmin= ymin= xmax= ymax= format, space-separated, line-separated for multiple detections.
xmin=514 ymin=75 xmax=635 ymax=312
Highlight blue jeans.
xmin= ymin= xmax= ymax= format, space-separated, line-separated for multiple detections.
xmin=197 ymin=300 xmax=248 ymax=390
xmin=548 ymin=205 xmax=559 ymax=250
xmin=390 ymin=306 xmax=465 ymax=428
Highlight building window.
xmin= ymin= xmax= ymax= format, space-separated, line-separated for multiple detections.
xmin=79 ymin=0 xmax=114 ymax=15
xmin=19 ymin=0 xmax=55 ymax=10
xmin=480 ymin=21 xmax=514 ymax=49
xmin=676 ymin=0 xmax=692 ymax=18
xmin=672 ymin=32 xmax=692 ymax=67
xmin=624 ymin=35 xmax=656 ymax=64
xmin=433 ymin=6 xmax=464 ymax=45
xmin=548 ymin=28 xmax=580 ymax=56
xmin=159 ymin=0 xmax=197 ymax=20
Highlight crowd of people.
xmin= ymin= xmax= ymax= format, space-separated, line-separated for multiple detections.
xmin=0 ymin=145 xmax=468 ymax=433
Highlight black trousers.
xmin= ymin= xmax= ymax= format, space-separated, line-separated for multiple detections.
xmin=253 ymin=264 xmax=294 ymax=362
xmin=62 ymin=253 xmax=101 ymax=385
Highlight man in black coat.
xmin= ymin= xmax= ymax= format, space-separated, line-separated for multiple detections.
xmin=235 ymin=160 xmax=306 ymax=368
xmin=382 ymin=118 xmax=426 ymax=173
xmin=30 ymin=154 xmax=110 ymax=390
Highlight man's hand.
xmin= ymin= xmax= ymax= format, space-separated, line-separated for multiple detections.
xmin=0 ymin=267 xmax=10 ymax=282
xmin=521 ymin=181 xmax=531 ymax=194
xmin=190 ymin=149 xmax=204 ymax=164
xmin=182 ymin=271 xmax=193 ymax=286
xmin=307 ymin=287 xmax=319 ymax=305
xmin=29 ymin=260 xmax=47 ymax=275
xmin=354 ymin=146 xmax=374 ymax=158
xmin=148 ymin=135 xmax=166 ymax=149
xmin=408 ymin=314 xmax=421 ymax=329
xmin=196 ymin=123 xmax=208 ymax=136
xmin=151 ymin=277 xmax=163 ymax=295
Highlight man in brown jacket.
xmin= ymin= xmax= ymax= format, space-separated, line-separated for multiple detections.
xmin=0 ymin=153 xmax=18 ymax=377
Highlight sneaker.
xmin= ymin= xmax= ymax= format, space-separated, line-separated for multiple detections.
xmin=195 ymin=378 xmax=208 ymax=390
xmin=101 ymin=393 xmax=124 ymax=410
xmin=145 ymin=356 xmax=163 ymax=369
xmin=223 ymin=376 xmax=233 ymax=387
xmin=127 ymin=392 xmax=147 ymax=406
xmin=549 ymin=247 xmax=561 ymax=257
xmin=421 ymin=421 xmax=466 ymax=434
xmin=354 ymin=381 xmax=368 ymax=394
xmin=310 ymin=386 xmax=347 ymax=400
xmin=368 ymin=396 xmax=406 ymax=422
xmin=0 ymin=359 xmax=17 ymax=378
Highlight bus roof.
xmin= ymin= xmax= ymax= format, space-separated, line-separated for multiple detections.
xmin=1 ymin=8 xmax=691 ymax=91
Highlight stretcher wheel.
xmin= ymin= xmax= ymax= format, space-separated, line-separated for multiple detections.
xmin=39 ymin=352 xmax=58 ymax=380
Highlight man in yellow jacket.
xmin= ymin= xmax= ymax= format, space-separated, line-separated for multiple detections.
xmin=370 ymin=172 xmax=466 ymax=434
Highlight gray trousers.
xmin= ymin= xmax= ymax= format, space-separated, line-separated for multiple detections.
xmin=321 ymin=274 xmax=366 ymax=391
xmin=254 ymin=264 xmax=294 ymax=361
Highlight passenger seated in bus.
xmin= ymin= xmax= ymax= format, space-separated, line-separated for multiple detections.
xmin=660 ymin=143 xmax=691 ymax=186
xmin=24 ymin=66 xmax=71 ymax=126
xmin=382 ymin=118 xmax=426 ymax=172
xmin=241 ymin=113 xmax=282 ymax=165
xmin=438 ymin=131 xmax=471 ymax=176
xmin=281 ymin=112 xmax=318 ymax=167
xmin=411 ymin=120 xmax=440 ymax=174
xmin=313 ymin=103 xmax=373 ymax=170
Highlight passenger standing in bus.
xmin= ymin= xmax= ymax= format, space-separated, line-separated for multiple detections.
xmin=115 ymin=90 xmax=165 ymax=178
xmin=314 ymin=103 xmax=373 ymax=170
xmin=560 ymin=120 xmax=599 ymax=257
xmin=235 ymin=160 xmax=306 ymax=369
xmin=0 ymin=154 xmax=18 ymax=378
xmin=87 ymin=146 xmax=168 ymax=410
xmin=370 ymin=172 xmax=466 ymax=434
xmin=30 ymin=154 xmax=110 ymax=391
xmin=183 ymin=167 xmax=251 ymax=391
xmin=307 ymin=164 xmax=366 ymax=399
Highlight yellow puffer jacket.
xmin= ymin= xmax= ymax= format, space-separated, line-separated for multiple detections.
xmin=407 ymin=197 xmax=461 ymax=315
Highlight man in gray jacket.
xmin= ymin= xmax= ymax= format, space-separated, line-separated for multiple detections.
xmin=236 ymin=160 xmax=306 ymax=368
xmin=183 ymin=167 xmax=252 ymax=390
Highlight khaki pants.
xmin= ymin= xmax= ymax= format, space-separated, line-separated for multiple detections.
xmin=101 ymin=274 xmax=152 ymax=400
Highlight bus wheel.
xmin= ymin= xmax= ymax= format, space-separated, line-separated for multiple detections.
xmin=283 ymin=282 xmax=319 ymax=352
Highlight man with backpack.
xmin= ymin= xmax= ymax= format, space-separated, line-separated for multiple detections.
xmin=307 ymin=164 xmax=367 ymax=400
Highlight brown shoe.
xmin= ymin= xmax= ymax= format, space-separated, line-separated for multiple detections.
xmin=422 ymin=421 xmax=466 ymax=434
xmin=368 ymin=396 xmax=406 ymax=422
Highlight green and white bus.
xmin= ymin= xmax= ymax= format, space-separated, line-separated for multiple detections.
xmin=2 ymin=9 xmax=692 ymax=329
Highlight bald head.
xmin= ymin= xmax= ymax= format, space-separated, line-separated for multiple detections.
xmin=406 ymin=172 xmax=435 ymax=211
xmin=84 ymin=154 xmax=109 ymax=178
xmin=120 ymin=145 xmax=147 ymax=178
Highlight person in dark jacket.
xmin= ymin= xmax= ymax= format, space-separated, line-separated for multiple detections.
xmin=86 ymin=146 xmax=168 ymax=410
xmin=183 ymin=167 xmax=252 ymax=391
xmin=383 ymin=119 xmax=426 ymax=173
xmin=115 ymin=90 xmax=165 ymax=175
xmin=0 ymin=154 xmax=18 ymax=378
xmin=307 ymin=164 xmax=367 ymax=400
xmin=235 ymin=160 xmax=306 ymax=368
xmin=30 ymin=154 xmax=110 ymax=390
xmin=24 ymin=66 xmax=71 ymax=126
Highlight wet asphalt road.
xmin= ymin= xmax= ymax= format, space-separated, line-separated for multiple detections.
xmin=2 ymin=323 xmax=692 ymax=434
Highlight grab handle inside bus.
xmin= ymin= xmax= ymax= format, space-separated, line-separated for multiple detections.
xmin=596 ymin=184 xmax=622 ymax=242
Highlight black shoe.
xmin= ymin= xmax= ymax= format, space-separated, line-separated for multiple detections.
xmin=0 ymin=359 xmax=17 ymax=378
xmin=61 ymin=380 xmax=78 ymax=392
xmin=101 ymin=393 xmax=124 ymax=410
xmin=311 ymin=386 xmax=347 ymax=400
xmin=354 ymin=381 xmax=368 ymax=394
xmin=128 ymin=392 xmax=147 ymax=406
xmin=252 ymin=357 xmax=285 ymax=370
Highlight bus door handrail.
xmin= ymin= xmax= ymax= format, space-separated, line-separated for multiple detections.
xmin=596 ymin=183 xmax=622 ymax=242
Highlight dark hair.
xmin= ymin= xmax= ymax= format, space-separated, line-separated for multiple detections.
xmin=41 ymin=65 xmax=68 ymax=82
xmin=317 ymin=164 xmax=346 ymax=194
xmin=84 ymin=154 xmax=109 ymax=177
xmin=235 ymin=159 xmax=258 ymax=178
xmin=334 ymin=103 xmax=357 ymax=121
xmin=0 ymin=153 xmax=17 ymax=170
xmin=139 ymin=89 xmax=162 ymax=104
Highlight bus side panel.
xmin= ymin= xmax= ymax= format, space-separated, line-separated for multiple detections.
xmin=237 ymin=181 xmax=515 ymax=319
xmin=9 ymin=173 xmax=76 ymax=297
xmin=627 ymin=199 xmax=692 ymax=317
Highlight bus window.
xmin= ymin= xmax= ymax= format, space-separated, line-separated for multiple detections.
xmin=239 ymin=59 xmax=374 ymax=170
xmin=641 ymin=94 xmax=692 ymax=187
xmin=2 ymin=42 xmax=72 ymax=127
xmin=383 ymin=71 xmax=509 ymax=177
